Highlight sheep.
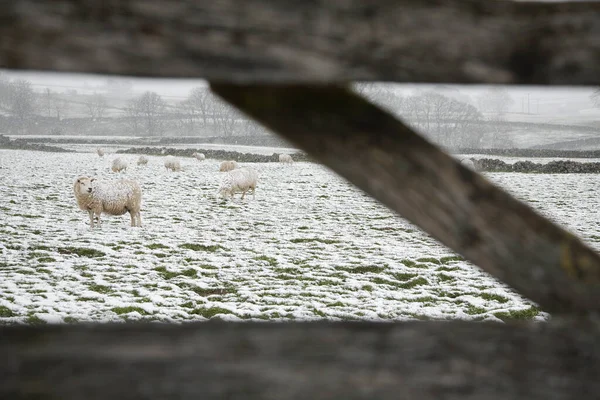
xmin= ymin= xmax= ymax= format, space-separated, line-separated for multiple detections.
xmin=193 ymin=152 xmax=205 ymax=161
xmin=279 ymin=154 xmax=294 ymax=164
xmin=137 ymin=155 xmax=149 ymax=166
xmin=219 ymin=160 xmax=238 ymax=172
xmin=111 ymin=157 xmax=128 ymax=173
xmin=217 ymin=167 xmax=258 ymax=200
xmin=460 ymin=158 xmax=476 ymax=171
xmin=97 ymin=148 xmax=105 ymax=157
xmin=164 ymin=155 xmax=182 ymax=172
xmin=73 ymin=176 xmax=142 ymax=228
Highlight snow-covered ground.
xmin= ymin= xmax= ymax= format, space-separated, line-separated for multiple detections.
xmin=5 ymin=149 xmax=598 ymax=325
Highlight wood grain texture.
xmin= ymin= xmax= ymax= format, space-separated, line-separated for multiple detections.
xmin=2 ymin=320 xmax=600 ymax=399
xmin=1 ymin=0 xmax=599 ymax=84
xmin=211 ymin=84 xmax=600 ymax=314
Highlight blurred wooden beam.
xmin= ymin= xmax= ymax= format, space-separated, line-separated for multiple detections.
xmin=1 ymin=0 xmax=599 ymax=84
xmin=212 ymin=84 xmax=600 ymax=314
xmin=3 ymin=320 xmax=600 ymax=399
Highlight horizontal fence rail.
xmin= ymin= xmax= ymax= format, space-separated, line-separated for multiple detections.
xmin=2 ymin=321 xmax=600 ymax=400
xmin=1 ymin=0 xmax=600 ymax=84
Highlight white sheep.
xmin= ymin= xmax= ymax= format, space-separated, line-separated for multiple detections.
xmin=164 ymin=155 xmax=182 ymax=172
xmin=73 ymin=176 xmax=142 ymax=228
xmin=97 ymin=148 xmax=105 ymax=157
xmin=193 ymin=152 xmax=205 ymax=161
xmin=217 ymin=167 xmax=258 ymax=200
xmin=137 ymin=155 xmax=149 ymax=166
xmin=279 ymin=154 xmax=294 ymax=164
xmin=219 ymin=160 xmax=238 ymax=172
xmin=111 ymin=157 xmax=128 ymax=173
xmin=460 ymin=158 xmax=476 ymax=171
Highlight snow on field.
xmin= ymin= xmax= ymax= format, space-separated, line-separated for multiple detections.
xmin=5 ymin=149 xmax=597 ymax=325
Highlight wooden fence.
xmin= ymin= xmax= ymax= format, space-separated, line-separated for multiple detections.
xmin=2 ymin=1 xmax=600 ymax=398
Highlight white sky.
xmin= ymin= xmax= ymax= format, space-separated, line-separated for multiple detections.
xmin=1 ymin=69 xmax=598 ymax=115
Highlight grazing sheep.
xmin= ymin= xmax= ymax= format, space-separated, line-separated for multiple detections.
xmin=460 ymin=158 xmax=476 ymax=171
xmin=137 ymin=155 xmax=149 ymax=166
xmin=111 ymin=157 xmax=128 ymax=173
xmin=193 ymin=152 xmax=205 ymax=161
xmin=164 ymin=155 xmax=182 ymax=172
xmin=219 ymin=160 xmax=238 ymax=172
xmin=217 ymin=167 xmax=258 ymax=200
xmin=279 ymin=154 xmax=294 ymax=164
xmin=73 ymin=176 xmax=142 ymax=228
xmin=97 ymin=148 xmax=105 ymax=157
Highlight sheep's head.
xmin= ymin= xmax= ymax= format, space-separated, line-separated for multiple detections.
xmin=75 ymin=176 xmax=96 ymax=195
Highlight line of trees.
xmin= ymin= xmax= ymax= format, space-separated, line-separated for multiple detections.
xmin=1 ymin=73 xmax=524 ymax=148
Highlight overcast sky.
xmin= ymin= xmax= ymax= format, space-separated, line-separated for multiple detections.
xmin=1 ymin=69 xmax=598 ymax=115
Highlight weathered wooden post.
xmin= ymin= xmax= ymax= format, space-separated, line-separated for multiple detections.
xmin=1 ymin=1 xmax=600 ymax=398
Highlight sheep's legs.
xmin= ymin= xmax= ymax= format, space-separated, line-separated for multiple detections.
xmin=130 ymin=211 xmax=142 ymax=227
xmin=88 ymin=210 xmax=95 ymax=228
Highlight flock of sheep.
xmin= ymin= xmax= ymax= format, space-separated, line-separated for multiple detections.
xmin=74 ymin=148 xmax=295 ymax=228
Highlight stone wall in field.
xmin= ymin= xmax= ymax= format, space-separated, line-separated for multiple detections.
xmin=116 ymin=146 xmax=312 ymax=163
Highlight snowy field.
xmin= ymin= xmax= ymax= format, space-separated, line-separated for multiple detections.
xmin=4 ymin=150 xmax=600 ymax=325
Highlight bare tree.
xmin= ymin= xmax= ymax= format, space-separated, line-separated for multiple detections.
xmin=8 ymin=79 xmax=36 ymax=133
xmin=86 ymin=93 xmax=108 ymax=121
xmin=402 ymin=91 xmax=484 ymax=149
xmin=477 ymin=86 xmax=515 ymax=117
xmin=128 ymin=91 xmax=166 ymax=136
xmin=591 ymin=88 xmax=600 ymax=107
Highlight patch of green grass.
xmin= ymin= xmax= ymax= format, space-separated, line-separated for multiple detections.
xmin=58 ymin=247 xmax=105 ymax=258
xmin=440 ymin=256 xmax=464 ymax=264
xmin=63 ymin=316 xmax=78 ymax=323
xmin=26 ymin=314 xmax=46 ymax=325
xmin=30 ymin=245 xmax=52 ymax=251
xmin=88 ymin=284 xmax=112 ymax=294
xmin=190 ymin=306 xmax=234 ymax=319
xmin=36 ymin=268 xmax=52 ymax=274
xmin=465 ymin=305 xmax=487 ymax=315
xmin=290 ymin=238 xmax=339 ymax=244
xmin=398 ymin=277 xmax=429 ymax=289
xmin=111 ymin=306 xmax=151 ymax=315
xmin=254 ymin=255 xmax=278 ymax=266
xmin=416 ymin=257 xmax=441 ymax=265
xmin=372 ymin=277 xmax=398 ymax=286
xmin=274 ymin=267 xmax=298 ymax=274
xmin=179 ymin=243 xmax=224 ymax=252
xmin=0 ymin=306 xmax=15 ymax=317
xmin=392 ymin=272 xmax=418 ymax=281
xmin=328 ymin=301 xmax=345 ymax=307
xmin=437 ymin=266 xmax=459 ymax=272
xmin=362 ymin=285 xmax=374 ymax=292
xmin=123 ymin=264 xmax=137 ymax=269
xmin=480 ymin=293 xmax=509 ymax=304
xmin=400 ymin=259 xmax=429 ymax=269
xmin=37 ymin=256 xmax=56 ymax=263
xmin=494 ymin=307 xmax=540 ymax=321
xmin=438 ymin=273 xmax=455 ymax=282
xmin=146 ymin=243 xmax=169 ymax=250
xmin=298 ymin=226 xmax=310 ymax=230
xmin=312 ymin=308 xmax=327 ymax=317
xmin=335 ymin=265 xmax=385 ymax=274
xmin=154 ymin=266 xmax=197 ymax=279
xmin=181 ymin=301 xmax=196 ymax=308
xmin=180 ymin=283 xmax=235 ymax=297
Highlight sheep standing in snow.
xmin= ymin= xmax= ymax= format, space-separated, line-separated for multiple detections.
xmin=164 ymin=155 xmax=182 ymax=172
xmin=137 ymin=155 xmax=149 ymax=166
xmin=219 ymin=160 xmax=238 ymax=172
xmin=217 ymin=167 xmax=258 ymax=200
xmin=460 ymin=158 xmax=476 ymax=171
xmin=111 ymin=157 xmax=128 ymax=173
xmin=193 ymin=152 xmax=205 ymax=161
xmin=73 ymin=176 xmax=142 ymax=227
xmin=279 ymin=154 xmax=294 ymax=164
xmin=97 ymin=148 xmax=105 ymax=157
